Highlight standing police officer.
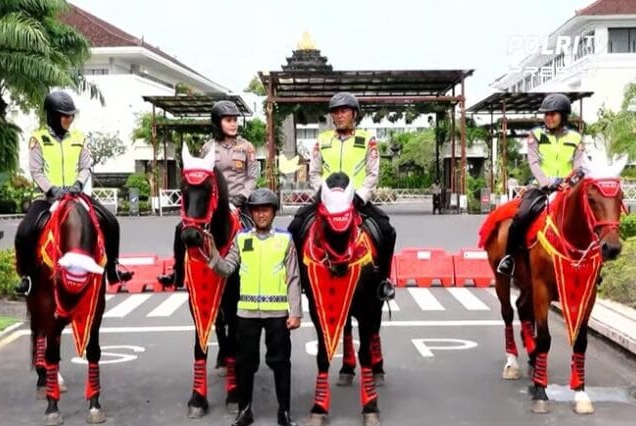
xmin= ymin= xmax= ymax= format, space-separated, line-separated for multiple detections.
xmin=210 ymin=189 xmax=302 ymax=426
xmin=497 ymin=93 xmax=585 ymax=276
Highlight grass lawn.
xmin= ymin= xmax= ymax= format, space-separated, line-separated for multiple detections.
xmin=0 ymin=316 xmax=19 ymax=332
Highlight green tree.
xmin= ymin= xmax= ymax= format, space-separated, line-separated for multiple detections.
xmin=0 ymin=0 xmax=99 ymax=173
xmin=244 ymin=75 xmax=265 ymax=96
xmin=86 ymin=131 xmax=126 ymax=167
xmin=239 ymin=118 xmax=265 ymax=147
xmin=587 ymin=83 xmax=636 ymax=159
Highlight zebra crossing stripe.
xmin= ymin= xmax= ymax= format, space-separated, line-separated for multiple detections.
xmin=104 ymin=294 xmax=152 ymax=318
xmin=147 ymin=293 xmax=189 ymax=317
xmin=408 ymin=288 xmax=445 ymax=311
xmin=447 ymin=288 xmax=490 ymax=311
xmin=382 ymin=299 xmax=400 ymax=312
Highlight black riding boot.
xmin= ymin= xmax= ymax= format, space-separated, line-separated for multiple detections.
xmin=231 ymin=405 xmax=254 ymax=426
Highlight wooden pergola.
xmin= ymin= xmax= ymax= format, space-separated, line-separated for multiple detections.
xmin=258 ymin=69 xmax=475 ymax=194
xmin=142 ymin=94 xmax=252 ymax=192
xmin=467 ymin=91 xmax=594 ymax=193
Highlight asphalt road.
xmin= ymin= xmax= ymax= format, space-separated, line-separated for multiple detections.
xmin=1 ymin=213 xmax=636 ymax=426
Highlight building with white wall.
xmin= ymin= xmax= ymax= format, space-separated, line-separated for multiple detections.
xmin=492 ymin=0 xmax=636 ymax=121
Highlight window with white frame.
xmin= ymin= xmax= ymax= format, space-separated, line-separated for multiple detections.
xmin=608 ymin=28 xmax=636 ymax=53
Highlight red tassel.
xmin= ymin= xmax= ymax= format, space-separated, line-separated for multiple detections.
xmin=534 ymin=352 xmax=548 ymax=387
xmin=370 ymin=333 xmax=383 ymax=366
xmin=570 ymin=353 xmax=585 ymax=390
xmin=343 ymin=334 xmax=356 ymax=368
xmin=505 ymin=325 xmax=518 ymax=356
xmin=225 ymin=357 xmax=237 ymax=393
xmin=85 ymin=362 xmax=100 ymax=399
xmin=193 ymin=359 xmax=207 ymax=397
xmin=521 ymin=321 xmax=536 ymax=354
xmin=46 ymin=363 xmax=60 ymax=401
xmin=313 ymin=372 xmax=330 ymax=412
xmin=360 ymin=367 xmax=377 ymax=406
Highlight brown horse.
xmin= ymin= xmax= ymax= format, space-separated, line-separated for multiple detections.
xmin=479 ymin=153 xmax=627 ymax=414
xmin=178 ymin=143 xmax=241 ymax=418
xmin=27 ymin=193 xmax=108 ymax=425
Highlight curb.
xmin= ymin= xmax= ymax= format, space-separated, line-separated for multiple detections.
xmin=0 ymin=321 xmax=24 ymax=338
xmin=552 ymin=298 xmax=636 ymax=355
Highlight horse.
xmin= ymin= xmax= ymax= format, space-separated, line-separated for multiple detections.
xmin=178 ymin=143 xmax=241 ymax=418
xmin=479 ymin=153 xmax=627 ymax=414
xmin=292 ymin=172 xmax=385 ymax=426
xmin=27 ymin=193 xmax=108 ymax=425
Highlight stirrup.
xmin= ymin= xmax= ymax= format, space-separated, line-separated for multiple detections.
xmin=496 ymin=255 xmax=515 ymax=277
xmin=15 ymin=276 xmax=32 ymax=296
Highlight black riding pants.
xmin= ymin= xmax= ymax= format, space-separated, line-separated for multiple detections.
xmin=506 ymin=188 xmax=547 ymax=254
xmin=236 ymin=316 xmax=292 ymax=412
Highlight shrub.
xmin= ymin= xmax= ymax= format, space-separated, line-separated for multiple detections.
xmin=0 ymin=249 xmax=18 ymax=299
xmin=600 ymin=237 xmax=636 ymax=308
xmin=620 ymin=214 xmax=636 ymax=240
xmin=124 ymin=173 xmax=150 ymax=198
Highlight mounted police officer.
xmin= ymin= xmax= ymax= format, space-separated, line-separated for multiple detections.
xmin=210 ymin=189 xmax=302 ymax=426
xmin=287 ymin=92 xmax=396 ymax=300
xmin=158 ymin=99 xmax=258 ymax=288
xmin=14 ymin=91 xmax=133 ymax=295
xmin=497 ymin=93 xmax=585 ymax=276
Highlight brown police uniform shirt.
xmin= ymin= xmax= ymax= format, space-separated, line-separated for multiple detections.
xmin=200 ymin=137 xmax=258 ymax=199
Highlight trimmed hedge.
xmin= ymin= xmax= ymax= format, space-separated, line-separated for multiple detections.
xmin=600 ymin=237 xmax=636 ymax=308
xmin=0 ymin=249 xmax=18 ymax=299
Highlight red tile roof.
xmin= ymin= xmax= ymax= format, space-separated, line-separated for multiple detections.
xmin=576 ymin=0 xmax=636 ymax=15
xmin=61 ymin=4 xmax=208 ymax=80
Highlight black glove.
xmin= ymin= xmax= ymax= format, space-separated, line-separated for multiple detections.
xmin=47 ymin=186 xmax=66 ymax=200
xmin=69 ymin=180 xmax=83 ymax=195
xmin=230 ymin=195 xmax=247 ymax=209
xmin=544 ymin=178 xmax=563 ymax=192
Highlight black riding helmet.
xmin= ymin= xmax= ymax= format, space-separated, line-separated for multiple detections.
xmin=210 ymin=100 xmax=240 ymax=140
xmin=329 ymin=92 xmax=360 ymax=113
xmin=44 ymin=91 xmax=77 ymax=137
xmin=247 ymin=188 xmax=279 ymax=211
xmin=539 ymin=93 xmax=571 ymax=114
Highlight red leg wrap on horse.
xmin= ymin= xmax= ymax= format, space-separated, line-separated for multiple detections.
xmin=504 ymin=325 xmax=518 ymax=356
xmin=46 ymin=363 xmax=60 ymax=400
xmin=343 ymin=334 xmax=356 ymax=367
xmin=570 ymin=353 xmax=585 ymax=390
xmin=193 ymin=359 xmax=207 ymax=397
xmin=85 ymin=362 xmax=100 ymax=400
xmin=521 ymin=321 xmax=536 ymax=354
xmin=360 ymin=367 xmax=378 ymax=407
xmin=313 ymin=372 xmax=330 ymax=412
xmin=533 ymin=352 xmax=548 ymax=387
xmin=225 ymin=357 xmax=237 ymax=393
xmin=370 ymin=333 xmax=383 ymax=366
xmin=35 ymin=336 xmax=46 ymax=368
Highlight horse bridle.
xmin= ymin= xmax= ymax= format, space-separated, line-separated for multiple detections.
xmin=556 ymin=173 xmax=623 ymax=257
xmin=315 ymin=202 xmax=362 ymax=265
xmin=180 ymin=169 xmax=219 ymax=260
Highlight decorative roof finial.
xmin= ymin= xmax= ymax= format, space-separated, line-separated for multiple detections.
xmin=297 ymin=31 xmax=316 ymax=51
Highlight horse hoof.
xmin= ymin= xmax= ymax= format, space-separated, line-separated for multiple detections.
xmin=531 ymin=400 xmax=549 ymax=414
xmin=187 ymin=406 xmax=207 ymax=419
xmin=44 ymin=412 xmax=63 ymax=426
xmin=502 ymin=366 xmax=521 ymax=380
xmin=86 ymin=407 xmax=106 ymax=423
xmin=37 ymin=386 xmax=47 ymax=400
xmin=306 ymin=413 xmax=329 ymax=426
xmin=362 ymin=412 xmax=381 ymax=426
xmin=336 ymin=373 xmax=354 ymax=387
xmin=573 ymin=391 xmax=595 ymax=414
xmin=373 ymin=373 xmax=385 ymax=387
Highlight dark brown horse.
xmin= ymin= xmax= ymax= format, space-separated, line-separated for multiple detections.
xmin=293 ymin=172 xmax=384 ymax=426
xmin=480 ymin=154 xmax=627 ymax=414
xmin=178 ymin=144 xmax=241 ymax=418
xmin=27 ymin=193 xmax=107 ymax=425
